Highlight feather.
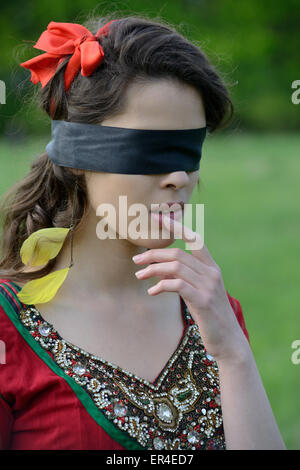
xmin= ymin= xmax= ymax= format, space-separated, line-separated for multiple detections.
xmin=17 ymin=267 xmax=70 ymax=304
xmin=20 ymin=227 xmax=70 ymax=267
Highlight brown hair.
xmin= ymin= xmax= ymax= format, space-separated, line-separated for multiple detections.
xmin=0 ymin=12 xmax=234 ymax=284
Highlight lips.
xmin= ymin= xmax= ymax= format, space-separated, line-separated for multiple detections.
xmin=149 ymin=201 xmax=185 ymax=214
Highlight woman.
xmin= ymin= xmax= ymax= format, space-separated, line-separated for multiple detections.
xmin=0 ymin=14 xmax=285 ymax=450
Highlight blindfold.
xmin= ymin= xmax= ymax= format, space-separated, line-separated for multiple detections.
xmin=46 ymin=119 xmax=207 ymax=175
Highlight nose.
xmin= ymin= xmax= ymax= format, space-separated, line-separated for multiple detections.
xmin=160 ymin=171 xmax=191 ymax=189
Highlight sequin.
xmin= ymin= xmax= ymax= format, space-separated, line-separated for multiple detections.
xmin=72 ymin=363 xmax=86 ymax=376
xmin=153 ymin=436 xmax=165 ymax=449
xmin=187 ymin=430 xmax=200 ymax=444
xmin=18 ymin=303 xmax=226 ymax=450
xmin=38 ymin=323 xmax=51 ymax=337
xmin=114 ymin=403 xmax=128 ymax=417
xmin=156 ymin=403 xmax=173 ymax=423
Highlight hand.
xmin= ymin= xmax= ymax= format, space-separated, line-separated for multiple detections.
xmin=133 ymin=212 xmax=249 ymax=363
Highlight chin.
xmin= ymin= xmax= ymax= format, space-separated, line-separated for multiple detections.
xmin=126 ymin=227 xmax=177 ymax=248
xmin=129 ymin=237 xmax=176 ymax=249
xmin=115 ymin=215 xmax=180 ymax=248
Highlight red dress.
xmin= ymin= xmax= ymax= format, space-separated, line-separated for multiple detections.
xmin=0 ymin=278 xmax=249 ymax=450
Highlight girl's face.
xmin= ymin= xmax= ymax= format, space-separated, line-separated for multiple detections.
xmin=84 ymin=78 xmax=206 ymax=249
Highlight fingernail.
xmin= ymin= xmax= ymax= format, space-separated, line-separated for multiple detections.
xmin=132 ymin=254 xmax=143 ymax=262
xmin=135 ymin=269 xmax=145 ymax=278
xmin=147 ymin=286 xmax=156 ymax=294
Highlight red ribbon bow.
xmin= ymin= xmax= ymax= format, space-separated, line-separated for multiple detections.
xmin=20 ymin=20 xmax=118 ymax=92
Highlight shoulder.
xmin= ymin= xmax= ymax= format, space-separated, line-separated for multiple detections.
xmin=0 ymin=279 xmax=45 ymax=397
xmin=0 ymin=278 xmax=28 ymax=342
xmin=226 ymin=291 xmax=250 ymax=343
xmin=0 ymin=280 xmax=29 ymax=405
xmin=0 ymin=277 xmax=25 ymax=312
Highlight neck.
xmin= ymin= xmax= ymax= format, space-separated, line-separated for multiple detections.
xmin=51 ymin=205 xmax=158 ymax=303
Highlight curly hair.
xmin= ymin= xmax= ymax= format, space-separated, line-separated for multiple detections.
xmin=0 ymin=12 xmax=234 ymax=284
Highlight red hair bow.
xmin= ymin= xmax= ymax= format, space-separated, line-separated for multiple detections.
xmin=20 ymin=20 xmax=118 ymax=92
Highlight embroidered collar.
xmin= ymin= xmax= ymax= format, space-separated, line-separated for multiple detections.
xmin=18 ymin=299 xmax=226 ymax=450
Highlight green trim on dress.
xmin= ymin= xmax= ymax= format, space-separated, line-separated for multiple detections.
xmin=0 ymin=282 xmax=145 ymax=450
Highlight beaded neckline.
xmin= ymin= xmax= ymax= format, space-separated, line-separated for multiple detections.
xmin=15 ymin=289 xmax=225 ymax=450
xmin=19 ymin=295 xmax=194 ymax=387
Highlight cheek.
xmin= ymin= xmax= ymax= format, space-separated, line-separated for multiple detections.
xmin=191 ymin=171 xmax=200 ymax=187
xmin=85 ymin=174 xmax=113 ymax=211
xmin=118 ymin=177 xmax=153 ymax=206
xmin=86 ymin=174 xmax=151 ymax=214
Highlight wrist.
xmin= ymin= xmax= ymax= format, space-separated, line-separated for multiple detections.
xmin=212 ymin=324 xmax=253 ymax=368
xmin=215 ymin=341 xmax=254 ymax=370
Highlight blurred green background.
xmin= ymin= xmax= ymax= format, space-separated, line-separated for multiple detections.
xmin=1 ymin=0 xmax=300 ymax=135
xmin=0 ymin=0 xmax=299 ymax=450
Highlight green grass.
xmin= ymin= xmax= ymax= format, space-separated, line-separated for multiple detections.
xmin=0 ymin=132 xmax=299 ymax=449
xmin=193 ymin=132 xmax=300 ymax=449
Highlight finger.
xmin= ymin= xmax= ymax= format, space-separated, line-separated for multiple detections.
xmin=154 ymin=211 xmax=217 ymax=267
xmin=135 ymin=260 xmax=202 ymax=290
xmin=147 ymin=278 xmax=200 ymax=303
xmin=133 ymin=246 xmax=208 ymax=277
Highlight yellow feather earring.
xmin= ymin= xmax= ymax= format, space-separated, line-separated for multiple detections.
xmin=17 ymin=179 xmax=78 ymax=305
